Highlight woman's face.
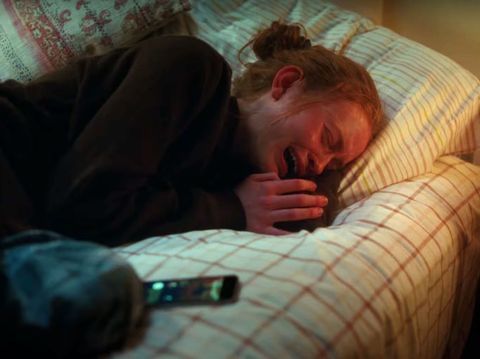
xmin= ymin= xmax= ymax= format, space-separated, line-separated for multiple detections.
xmin=249 ymin=99 xmax=372 ymax=178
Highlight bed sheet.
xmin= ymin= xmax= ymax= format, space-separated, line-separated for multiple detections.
xmin=114 ymin=156 xmax=480 ymax=358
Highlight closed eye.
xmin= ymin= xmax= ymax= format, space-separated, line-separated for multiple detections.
xmin=323 ymin=127 xmax=333 ymax=150
xmin=324 ymin=126 xmax=339 ymax=152
xmin=326 ymin=125 xmax=343 ymax=152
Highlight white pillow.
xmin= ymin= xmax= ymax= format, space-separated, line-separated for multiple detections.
xmin=337 ymin=26 xmax=479 ymax=206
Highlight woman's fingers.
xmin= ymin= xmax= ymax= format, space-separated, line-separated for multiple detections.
xmin=249 ymin=173 xmax=317 ymax=194
xmin=251 ymin=172 xmax=280 ymax=182
xmin=270 ymin=207 xmax=324 ymax=223
xmin=235 ymin=173 xmax=329 ymax=235
xmin=263 ymin=193 xmax=328 ymax=209
xmin=270 ymin=178 xmax=317 ymax=194
xmin=264 ymin=226 xmax=291 ymax=236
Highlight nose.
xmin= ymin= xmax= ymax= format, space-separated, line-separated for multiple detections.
xmin=308 ymin=153 xmax=333 ymax=175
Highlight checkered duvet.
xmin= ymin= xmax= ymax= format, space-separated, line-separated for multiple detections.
xmin=115 ymin=156 xmax=480 ymax=358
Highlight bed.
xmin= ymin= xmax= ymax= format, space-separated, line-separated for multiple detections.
xmin=1 ymin=1 xmax=479 ymax=358
xmin=116 ymin=155 xmax=480 ymax=359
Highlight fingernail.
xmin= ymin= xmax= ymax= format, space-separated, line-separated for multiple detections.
xmin=319 ymin=196 xmax=328 ymax=205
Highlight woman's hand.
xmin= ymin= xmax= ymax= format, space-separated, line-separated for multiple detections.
xmin=234 ymin=172 xmax=328 ymax=235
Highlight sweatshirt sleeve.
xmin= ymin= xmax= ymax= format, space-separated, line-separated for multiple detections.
xmin=45 ymin=36 xmax=246 ymax=245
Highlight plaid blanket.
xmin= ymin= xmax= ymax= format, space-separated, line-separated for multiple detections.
xmin=115 ymin=156 xmax=480 ymax=358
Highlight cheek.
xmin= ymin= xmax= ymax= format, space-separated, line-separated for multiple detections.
xmin=344 ymin=121 xmax=372 ymax=160
xmin=249 ymin=133 xmax=276 ymax=169
xmin=357 ymin=132 xmax=372 ymax=155
xmin=345 ymin=142 xmax=369 ymax=164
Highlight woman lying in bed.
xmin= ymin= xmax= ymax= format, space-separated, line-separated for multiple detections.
xmin=0 ymin=21 xmax=382 ymax=245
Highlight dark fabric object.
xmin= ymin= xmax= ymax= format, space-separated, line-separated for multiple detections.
xmin=0 ymin=146 xmax=34 ymax=237
xmin=275 ymin=170 xmax=342 ymax=232
xmin=0 ymin=230 xmax=145 ymax=358
xmin=0 ymin=35 xmax=248 ymax=245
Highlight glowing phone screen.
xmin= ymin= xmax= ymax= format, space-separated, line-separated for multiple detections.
xmin=144 ymin=275 xmax=237 ymax=306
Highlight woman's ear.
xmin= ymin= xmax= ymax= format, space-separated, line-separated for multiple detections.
xmin=271 ymin=65 xmax=304 ymax=100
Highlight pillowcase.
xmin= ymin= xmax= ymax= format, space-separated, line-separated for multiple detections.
xmin=0 ymin=0 xmax=191 ymax=82
xmin=337 ymin=26 xmax=479 ymax=207
xmin=188 ymin=0 xmax=480 ymax=208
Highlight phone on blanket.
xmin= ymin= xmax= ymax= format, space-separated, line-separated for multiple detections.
xmin=143 ymin=275 xmax=240 ymax=307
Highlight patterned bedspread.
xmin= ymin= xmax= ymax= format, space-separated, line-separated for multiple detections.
xmin=114 ymin=156 xmax=480 ymax=358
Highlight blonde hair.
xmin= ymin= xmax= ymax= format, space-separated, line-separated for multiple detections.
xmin=232 ymin=21 xmax=383 ymax=135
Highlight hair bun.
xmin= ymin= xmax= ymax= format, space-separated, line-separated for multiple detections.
xmin=251 ymin=21 xmax=311 ymax=61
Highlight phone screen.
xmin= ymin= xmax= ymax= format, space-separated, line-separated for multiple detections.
xmin=143 ymin=275 xmax=239 ymax=306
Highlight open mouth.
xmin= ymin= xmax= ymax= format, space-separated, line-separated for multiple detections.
xmin=283 ymin=147 xmax=297 ymax=178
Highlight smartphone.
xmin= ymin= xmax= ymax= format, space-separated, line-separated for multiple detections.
xmin=143 ymin=274 xmax=240 ymax=307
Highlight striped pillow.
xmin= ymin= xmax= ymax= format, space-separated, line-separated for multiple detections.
xmin=338 ymin=27 xmax=479 ymax=206
xmin=189 ymin=1 xmax=480 ymax=207
xmin=0 ymin=0 xmax=191 ymax=82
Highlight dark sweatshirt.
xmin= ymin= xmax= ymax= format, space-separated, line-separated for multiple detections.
xmin=0 ymin=35 xmax=342 ymax=245
xmin=0 ymin=36 xmax=251 ymax=245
